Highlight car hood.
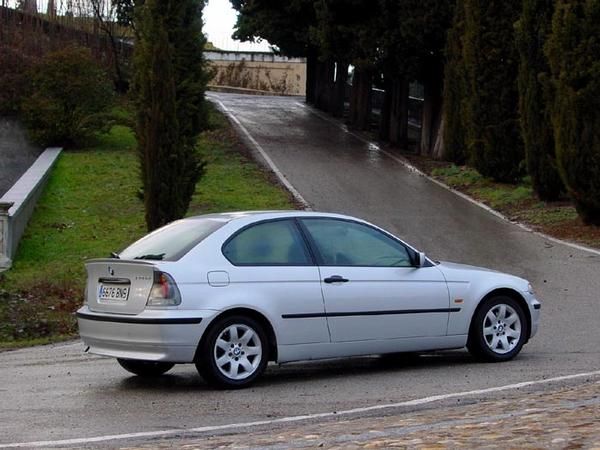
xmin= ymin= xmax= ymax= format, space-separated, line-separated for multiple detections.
xmin=435 ymin=261 xmax=529 ymax=290
xmin=436 ymin=261 xmax=500 ymax=274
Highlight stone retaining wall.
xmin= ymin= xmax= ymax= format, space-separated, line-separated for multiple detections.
xmin=0 ymin=147 xmax=61 ymax=270
xmin=205 ymin=51 xmax=306 ymax=96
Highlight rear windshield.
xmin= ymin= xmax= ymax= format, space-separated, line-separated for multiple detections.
xmin=119 ymin=218 xmax=228 ymax=261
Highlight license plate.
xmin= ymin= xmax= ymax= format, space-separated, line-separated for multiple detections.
xmin=98 ymin=284 xmax=130 ymax=301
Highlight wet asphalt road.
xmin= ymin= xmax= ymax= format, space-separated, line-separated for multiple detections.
xmin=1 ymin=92 xmax=599 ymax=447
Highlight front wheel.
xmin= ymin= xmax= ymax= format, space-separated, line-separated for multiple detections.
xmin=117 ymin=359 xmax=175 ymax=377
xmin=196 ymin=316 xmax=268 ymax=389
xmin=467 ymin=296 xmax=528 ymax=362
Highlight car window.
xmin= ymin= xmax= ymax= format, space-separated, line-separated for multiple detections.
xmin=301 ymin=219 xmax=412 ymax=267
xmin=119 ymin=218 xmax=228 ymax=261
xmin=223 ymin=219 xmax=312 ymax=266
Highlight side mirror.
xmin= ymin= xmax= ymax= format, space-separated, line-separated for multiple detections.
xmin=416 ymin=251 xmax=426 ymax=267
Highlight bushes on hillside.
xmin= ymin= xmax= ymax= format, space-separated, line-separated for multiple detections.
xmin=515 ymin=0 xmax=564 ymax=201
xmin=0 ymin=48 xmax=34 ymax=115
xmin=20 ymin=46 xmax=114 ymax=147
xmin=546 ymin=0 xmax=600 ymax=224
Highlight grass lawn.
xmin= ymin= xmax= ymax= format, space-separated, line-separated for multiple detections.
xmin=0 ymin=102 xmax=295 ymax=348
xmin=402 ymin=156 xmax=600 ymax=250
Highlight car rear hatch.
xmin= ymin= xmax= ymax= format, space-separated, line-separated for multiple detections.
xmin=86 ymin=259 xmax=157 ymax=315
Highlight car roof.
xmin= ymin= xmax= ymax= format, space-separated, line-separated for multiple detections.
xmin=185 ymin=210 xmax=362 ymax=223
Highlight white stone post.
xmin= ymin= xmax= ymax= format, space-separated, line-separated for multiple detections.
xmin=0 ymin=202 xmax=13 ymax=269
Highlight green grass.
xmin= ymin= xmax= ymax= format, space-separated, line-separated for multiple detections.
xmin=432 ymin=165 xmax=533 ymax=210
xmin=189 ymin=111 xmax=293 ymax=214
xmin=2 ymin=125 xmax=144 ymax=290
xmin=0 ymin=103 xmax=294 ymax=347
xmin=428 ymin=161 xmax=600 ymax=248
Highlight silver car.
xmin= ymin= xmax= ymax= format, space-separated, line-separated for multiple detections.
xmin=77 ymin=211 xmax=541 ymax=388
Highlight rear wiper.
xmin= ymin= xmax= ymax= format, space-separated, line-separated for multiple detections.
xmin=134 ymin=253 xmax=165 ymax=260
xmin=110 ymin=252 xmax=120 ymax=259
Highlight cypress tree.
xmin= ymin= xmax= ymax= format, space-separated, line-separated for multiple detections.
xmin=546 ymin=0 xmax=600 ymax=224
xmin=463 ymin=0 xmax=524 ymax=182
xmin=133 ymin=0 xmax=207 ymax=231
xmin=515 ymin=0 xmax=564 ymax=201
xmin=442 ymin=0 xmax=467 ymax=164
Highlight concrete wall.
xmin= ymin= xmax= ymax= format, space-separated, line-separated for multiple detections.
xmin=205 ymin=51 xmax=306 ymax=96
xmin=0 ymin=147 xmax=62 ymax=270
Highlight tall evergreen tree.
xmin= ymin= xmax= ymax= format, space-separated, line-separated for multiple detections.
xmin=441 ymin=0 xmax=467 ymax=164
xmin=313 ymin=0 xmax=380 ymax=127
xmin=515 ymin=0 xmax=564 ymax=201
xmin=463 ymin=0 xmax=524 ymax=182
xmin=231 ymin=0 xmax=318 ymax=103
xmin=133 ymin=0 xmax=207 ymax=231
xmin=546 ymin=0 xmax=600 ymax=224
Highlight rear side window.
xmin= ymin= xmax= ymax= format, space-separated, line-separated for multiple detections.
xmin=223 ymin=219 xmax=312 ymax=266
xmin=119 ymin=218 xmax=227 ymax=261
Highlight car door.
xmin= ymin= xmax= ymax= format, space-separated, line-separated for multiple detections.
xmin=299 ymin=218 xmax=451 ymax=342
xmin=221 ymin=218 xmax=329 ymax=345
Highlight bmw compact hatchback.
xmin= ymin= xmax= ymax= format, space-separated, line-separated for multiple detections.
xmin=77 ymin=211 xmax=541 ymax=388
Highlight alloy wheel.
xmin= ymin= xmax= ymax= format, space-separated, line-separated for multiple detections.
xmin=482 ymin=303 xmax=522 ymax=355
xmin=213 ymin=324 xmax=263 ymax=380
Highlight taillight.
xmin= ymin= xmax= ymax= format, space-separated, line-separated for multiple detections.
xmin=147 ymin=271 xmax=181 ymax=307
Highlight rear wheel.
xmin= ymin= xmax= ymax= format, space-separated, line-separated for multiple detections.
xmin=196 ymin=315 xmax=268 ymax=389
xmin=467 ymin=296 xmax=528 ymax=362
xmin=117 ymin=359 xmax=174 ymax=377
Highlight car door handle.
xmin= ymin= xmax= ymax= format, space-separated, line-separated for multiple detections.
xmin=323 ymin=275 xmax=349 ymax=284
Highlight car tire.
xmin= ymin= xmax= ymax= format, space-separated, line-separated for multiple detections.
xmin=117 ymin=359 xmax=175 ymax=377
xmin=196 ymin=315 xmax=269 ymax=389
xmin=467 ymin=295 xmax=529 ymax=362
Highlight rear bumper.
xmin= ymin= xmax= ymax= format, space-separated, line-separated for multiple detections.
xmin=76 ymin=306 xmax=218 ymax=363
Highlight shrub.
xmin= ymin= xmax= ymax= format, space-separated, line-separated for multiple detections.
xmin=0 ymin=48 xmax=34 ymax=115
xmin=20 ymin=46 xmax=114 ymax=147
xmin=546 ymin=0 xmax=600 ymax=224
xmin=515 ymin=0 xmax=564 ymax=201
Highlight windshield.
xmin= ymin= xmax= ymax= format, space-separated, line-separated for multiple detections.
xmin=119 ymin=218 xmax=228 ymax=261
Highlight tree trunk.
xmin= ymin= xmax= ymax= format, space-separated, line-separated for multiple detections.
xmin=389 ymin=77 xmax=409 ymax=148
xmin=305 ymin=51 xmax=317 ymax=104
xmin=349 ymin=68 xmax=372 ymax=130
xmin=420 ymin=75 xmax=443 ymax=156
xmin=315 ymin=58 xmax=334 ymax=112
xmin=330 ymin=61 xmax=348 ymax=117
xmin=379 ymin=77 xmax=392 ymax=140
xmin=432 ymin=113 xmax=445 ymax=159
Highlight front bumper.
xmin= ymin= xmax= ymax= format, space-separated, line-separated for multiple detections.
xmin=77 ymin=306 xmax=218 ymax=363
xmin=523 ymin=292 xmax=541 ymax=339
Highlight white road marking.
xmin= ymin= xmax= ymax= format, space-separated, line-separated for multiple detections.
xmin=208 ymin=96 xmax=311 ymax=210
xmin=2 ymin=370 xmax=600 ymax=448
xmin=295 ymin=101 xmax=600 ymax=257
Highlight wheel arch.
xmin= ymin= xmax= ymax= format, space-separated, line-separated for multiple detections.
xmin=195 ymin=307 xmax=278 ymax=362
xmin=471 ymin=288 xmax=532 ymax=340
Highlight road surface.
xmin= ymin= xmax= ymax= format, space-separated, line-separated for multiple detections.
xmin=1 ymin=92 xmax=598 ymax=448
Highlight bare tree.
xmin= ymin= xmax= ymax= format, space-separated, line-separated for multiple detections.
xmin=89 ymin=0 xmax=129 ymax=91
